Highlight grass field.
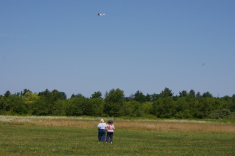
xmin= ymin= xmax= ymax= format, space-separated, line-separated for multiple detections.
xmin=0 ymin=116 xmax=235 ymax=155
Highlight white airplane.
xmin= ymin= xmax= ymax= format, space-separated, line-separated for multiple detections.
xmin=98 ymin=13 xmax=105 ymax=16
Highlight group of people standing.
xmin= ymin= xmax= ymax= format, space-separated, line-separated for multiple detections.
xmin=97 ymin=119 xmax=115 ymax=144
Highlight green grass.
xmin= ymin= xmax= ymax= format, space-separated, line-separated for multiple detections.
xmin=0 ymin=125 xmax=235 ymax=156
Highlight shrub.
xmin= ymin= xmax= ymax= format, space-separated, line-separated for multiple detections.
xmin=209 ymin=109 xmax=231 ymax=119
xmin=224 ymin=112 xmax=235 ymax=119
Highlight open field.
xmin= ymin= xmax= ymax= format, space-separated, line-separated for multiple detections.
xmin=0 ymin=125 xmax=235 ymax=155
xmin=0 ymin=116 xmax=235 ymax=155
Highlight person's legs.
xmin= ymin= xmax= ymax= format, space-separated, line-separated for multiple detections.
xmin=101 ymin=129 xmax=106 ymax=142
xmin=98 ymin=130 xmax=102 ymax=141
xmin=110 ymin=132 xmax=114 ymax=142
xmin=106 ymin=132 xmax=110 ymax=142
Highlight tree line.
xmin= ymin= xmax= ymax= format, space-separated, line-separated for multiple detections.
xmin=0 ymin=88 xmax=235 ymax=119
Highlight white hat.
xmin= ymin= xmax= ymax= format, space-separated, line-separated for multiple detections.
xmin=100 ymin=119 xmax=104 ymax=123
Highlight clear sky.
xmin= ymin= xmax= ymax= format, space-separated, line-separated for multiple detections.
xmin=1 ymin=0 xmax=235 ymax=98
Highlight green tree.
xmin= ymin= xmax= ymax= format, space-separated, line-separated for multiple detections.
xmin=189 ymin=89 xmax=196 ymax=97
xmin=124 ymin=94 xmax=134 ymax=102
xmin=151 ymin=93 xmax=160 ymax=101
xmin=32 ymin=96 xmax=51 ymax=115
xmin=71 ymin=94 xmax=75 ymax=98
xmin=186 ymin=94 xmax=198 ymax=117
xmin=36 ymin=89 xmax=53 ymax=115
xmin=8 ymin=94 xmax=28 ymax=115
xmin=124 ymin=97 xmax=131 ymax=102
xmin=23 ymin=92 xmax=39 ymax=109
xmin=141 ymin=102 xmax=152 ymax=116
xmin=153 ymin=97 xmax=176 ymax=118
xmin=195 ymin=98 xmax=212 ymax=118
xmin=4 ymin=90 xmax=11 ymax=98
xmin=159 ymin=88 xmax=173 ymax=98
xmin=232 ymin=94 xmax=235 ymax=102
xmin=52 ymin=100 xmax=66 ymax=116
xmin=134 ymin=90 xmax=146 ymax=103
xmin=0 ymin=95 xmax=4 ymax=111
xmin=38 ymin=89 xmax=50 ymax=97
xmin=196 ymin=92 xmax=201 ymax=100
xmin=22 ymin=89 xmax=31 ymax=96
xmin=176 ymin=97 xmax=188 ymax=112
xmin=175 ymin=97 xmax=192 ymax=118
xmin=210 ymin=97 xmax=222 ymax=111
xmin=65 ymin=97 xmax=86 ymax=116
xmin=231 ymin=94 xmax=235 ymax=112
xmin=37 ymin=89 xmax=67 ymax=115
xmin=70 ymin=93 xmax=83 ymax=98
xmin=121 ymin=102 xmax=132 ymax=116
xmin=1 ymin=95 xmax=10 ymax=111
xmin=221 ymin=96 xmax=235 ymax=112
xmin=179 ymin=90 xmax=188 ymax=98
xmin=104 ymin=88 xmax=125 ymax=117
xmin=202 ymin=92 xmax=213 ymax=98
xmin=82 ymin=97 xmax=99 ymax=116
xmin=90 ymin=91 xmax=102 ymax=99
xmin=151 ymin=100 xmax=158 ymax=116
xmin=146 ymin=93 xmax=151 ymax=102
xmin=86 ymin=98 xmax=105 ymax=116
xmin=51 ymin=90 xmax=67 ymax=101
xmin=172 ymin=95 xmax=179 ymax=101
xmin=128 ymin=101 xmax=142 ymax=117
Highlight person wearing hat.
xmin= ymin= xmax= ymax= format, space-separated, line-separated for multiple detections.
xmin=97 ymin=119 xmax=106 ymax=142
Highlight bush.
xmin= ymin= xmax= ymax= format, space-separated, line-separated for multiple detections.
xmin=209 ymin=109 xmax=231 ymax=119
xmin=224 ymin=112 xmax=235 ymax=119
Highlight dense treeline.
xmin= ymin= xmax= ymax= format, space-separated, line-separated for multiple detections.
xmin=1 ymin=88 xmax=235 ymax=119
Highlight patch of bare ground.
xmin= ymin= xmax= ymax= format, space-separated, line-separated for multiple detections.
xmin=0 ymin=116 xmax=234 ymax=133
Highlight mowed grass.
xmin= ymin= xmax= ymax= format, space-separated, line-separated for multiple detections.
xmin=0 ymin=125 xmax=235 ymax=156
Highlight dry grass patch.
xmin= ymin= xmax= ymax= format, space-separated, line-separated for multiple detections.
xmin=0 ymin=115 xmax=235 ymax=133
xmin=115 ymin=120 xmax=235 ymax=133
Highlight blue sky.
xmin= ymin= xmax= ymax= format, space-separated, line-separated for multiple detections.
xmin=1 ymin=0 xmax=235 ymax=98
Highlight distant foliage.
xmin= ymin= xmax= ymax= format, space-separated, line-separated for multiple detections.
xmin=0 ymin=88 xmax=235 ymax=119
xmin=90 ymin=91 xmax=102 ymax=99
xmin=209 ymin=109 xmax=231 ymax=119
xmin=104 ymin=88 xmax=125 ymax=117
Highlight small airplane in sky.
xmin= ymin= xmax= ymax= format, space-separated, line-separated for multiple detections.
xmin=98 ymin=13 xmax=105 ymax=16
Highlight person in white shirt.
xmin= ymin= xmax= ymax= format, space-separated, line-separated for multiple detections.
xmin=97 ymin=119 xmax=106 ymax=142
